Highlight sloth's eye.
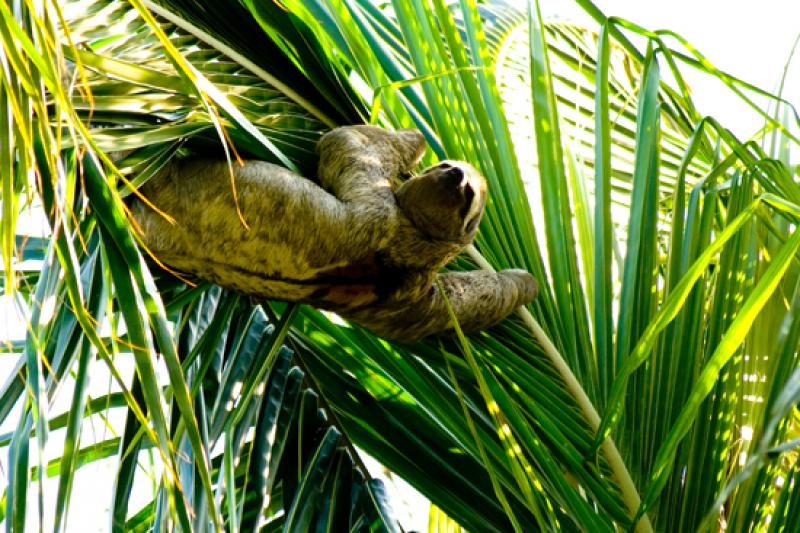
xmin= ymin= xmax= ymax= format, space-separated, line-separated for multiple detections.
xmin=463 ymin=182 xmax=475 ymax=204
xmin=459 ymin=183 xmax=475 ymax=219
xmin=438 ymin=162 xmax=454 ymax=170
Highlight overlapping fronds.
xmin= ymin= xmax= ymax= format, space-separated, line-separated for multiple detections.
xmin=2 ymin=0 xmax=800 ymax=531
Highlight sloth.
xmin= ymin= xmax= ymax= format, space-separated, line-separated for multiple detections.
xmin=128 ymin=125 xmax=538 ymax=341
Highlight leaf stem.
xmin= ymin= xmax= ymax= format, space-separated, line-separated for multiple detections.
xmin=465 ymin=244 xmax=653 ymax=533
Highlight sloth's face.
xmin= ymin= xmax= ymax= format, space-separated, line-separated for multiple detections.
xmin=395 ymin=160 xmax=487 ymax=244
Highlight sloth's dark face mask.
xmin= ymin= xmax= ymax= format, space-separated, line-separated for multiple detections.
xmin=395 ymin=160 xmax=487 ymax=244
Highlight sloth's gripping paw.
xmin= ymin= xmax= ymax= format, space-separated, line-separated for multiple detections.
xmin=318 ymin=125 xmax=426 ymax=176
xmin=393 ymin=129 xmax=426 ymax=173
xmin=500 ymin=268 xmax=539 ymax=306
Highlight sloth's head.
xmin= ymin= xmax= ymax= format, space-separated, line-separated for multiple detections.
xmin=395 ymin=160 xmax=487 ymax=244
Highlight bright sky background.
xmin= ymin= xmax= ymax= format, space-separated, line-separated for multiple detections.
xmin=543 ymin=0 xmax=800 ymax=141
xmin=1 ymin=1 xmax=799 ymax=531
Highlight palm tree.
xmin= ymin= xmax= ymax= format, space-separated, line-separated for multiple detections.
xmin=3 ymin=0 xmax=800 ymax=531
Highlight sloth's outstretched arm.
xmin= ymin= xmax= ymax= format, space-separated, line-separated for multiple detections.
xmin=316 ymin=125 xmax=426 ymax=205
xmin=344 ymin=269 xmax=538 ymax=342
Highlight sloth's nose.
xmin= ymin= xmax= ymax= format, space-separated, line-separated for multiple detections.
xmin=441 ymin=166 xmax=464 ymax=187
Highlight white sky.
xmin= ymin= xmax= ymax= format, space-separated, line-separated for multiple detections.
xmin=542 ymin=0 xmax=800 ymax=140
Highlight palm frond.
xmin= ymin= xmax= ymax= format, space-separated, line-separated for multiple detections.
xmin=3 ymin=0 xmax=800 ymax=531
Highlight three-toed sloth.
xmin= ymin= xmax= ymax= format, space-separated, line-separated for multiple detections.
xmin=128 ymin=125 xmax=537 ymax=341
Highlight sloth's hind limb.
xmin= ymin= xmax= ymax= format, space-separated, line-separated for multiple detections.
xmin=344 ymin=269 xmax=538 ymax=342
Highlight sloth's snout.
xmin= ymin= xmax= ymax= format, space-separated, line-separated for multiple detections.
xmin=441 ymin=166 xmax=465 ymax=188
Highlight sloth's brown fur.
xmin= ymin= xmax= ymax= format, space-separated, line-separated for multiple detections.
xmin=128 ymin=125 xmax=537 ymax=341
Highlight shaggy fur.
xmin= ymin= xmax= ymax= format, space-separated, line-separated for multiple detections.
xmin=128 ymin=125 xmax=537 ymax=341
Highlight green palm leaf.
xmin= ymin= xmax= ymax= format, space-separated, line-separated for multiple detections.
xmin=3 ymin=0 xmax=800 ymax=531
